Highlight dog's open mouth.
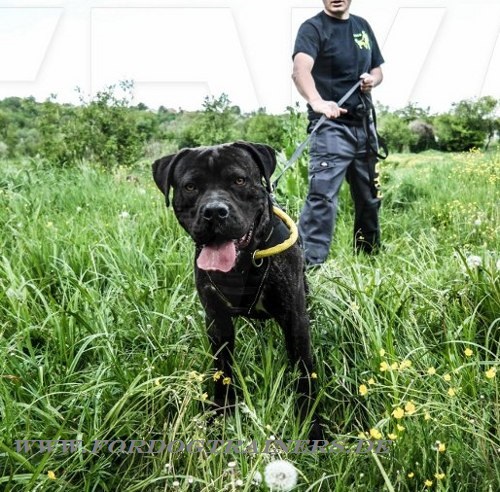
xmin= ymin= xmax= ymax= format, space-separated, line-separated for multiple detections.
xmin=197 ymin=223 xmax=255 ymax=273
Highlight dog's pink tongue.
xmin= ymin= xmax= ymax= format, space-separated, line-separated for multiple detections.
xmin=197 ymin=242 xmax=236 ymax=272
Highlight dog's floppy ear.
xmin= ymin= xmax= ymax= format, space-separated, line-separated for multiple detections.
xmin=232 ymin=141 xmax=276 ymax=193
xmin=152 ymin=150 xmax=189 ymax=206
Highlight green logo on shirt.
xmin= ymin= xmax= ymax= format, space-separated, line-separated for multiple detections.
xmin=353 ymin=31 xmax=371 ymax=50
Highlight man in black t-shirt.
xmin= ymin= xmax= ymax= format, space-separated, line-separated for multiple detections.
xmin=292 ymin=0 xmax=384 ymax=266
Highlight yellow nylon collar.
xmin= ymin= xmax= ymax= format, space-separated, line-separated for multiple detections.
xmin=252 ymin=206 xmax=298 ymax=261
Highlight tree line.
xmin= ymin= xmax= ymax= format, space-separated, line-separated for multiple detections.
xmin=0 ymin=82 xmax=498 ymax=168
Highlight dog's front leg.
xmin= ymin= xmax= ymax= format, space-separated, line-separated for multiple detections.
xmin=278 ymin=307 xmax=322 ymax=440
xmin=206 ymin=311 xmax=236 ymax=414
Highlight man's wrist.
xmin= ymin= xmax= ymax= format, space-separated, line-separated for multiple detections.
xmin=308 ymin=97 xmax=323 ymax=106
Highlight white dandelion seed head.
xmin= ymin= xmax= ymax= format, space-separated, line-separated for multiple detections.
xmin=474 ymin=219 xmax=482 ymax=227
xmin=235 ymin=478 xmax=243 ymax=487
xmin=264 ymin=460 xmax=298 ymax=491
xmin=251 ymin=471 xmax=263 ymax=485
xmin=466 ymin=255 xmax=482 ymax=268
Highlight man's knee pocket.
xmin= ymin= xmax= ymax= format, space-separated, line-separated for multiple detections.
xmin=309 ymin=161 xmax=335 ymax=200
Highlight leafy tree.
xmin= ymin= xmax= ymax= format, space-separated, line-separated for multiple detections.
xmin=434 ymin=96 xmax=498 ymax=151
xmin=395 ymin=102 xmax=431 ymax=123
xmin=178 ymin=93 xmax=241 ymax=147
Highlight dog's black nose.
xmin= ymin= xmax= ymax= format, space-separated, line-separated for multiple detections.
xmin=202 ymin=202 xmax=229 ymax=221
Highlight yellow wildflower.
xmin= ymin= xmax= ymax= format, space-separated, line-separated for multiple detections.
xmin=485 ymin=367 xmax=497 ymax=379
xmin=443 ymin=373 xmax=451 ymax=382
xmin=405 ymin=401 xmax=416 ymax=415
xmin=311 ymin=372 xmax=318 ymax=379
xmin=388 ymin=433 xmax=397 ymax=440
xmin=435 ymin=473 xmax=445 ymax=480
xmin=425 ymin=479 xmax=433 ymax=487
xmin=47 ymin=471 xmax=56 ymax=480
xmin=391 ymin=362 xmax=399 ymax=370
xmin=464 ymin=348 xmax=473 ymax=357
xmin=447 ymin=387 xmax=456 ymax=397
xmin=213 ymin=370 xmax=224 ymax=381
xmin=368 ymin=378 xmax=376 ymax=385
xmin=189 ymin=371 xmax=204 ymax=382
xmin=427 ymin=367 xmax=436 ymax=375
xmin=380 ymin=361 xmax=389 ymax=372
xmin=397 ymin=424 xmax=405 ymax=432
xmin=370 ymin=428 xmax=382 ymax=439
xmin=222 ymin=377 xmax=231 ymax=385
xmin=379 ymin=348 xmax=386 ymax=357
xmin=201 ymin=392 xmax=208 ymax=400
xmin=438 ymin=442 xmax=446 ymax=452
xmin=392 ymin=407 xmax=405 ymax=419
xmin=359 ymin=384 xmax=368 ymax=396
xmin=399 ymin=360 xmax=412 ymax=370
xmin=408 ymin=472 xmax=414 ymax=478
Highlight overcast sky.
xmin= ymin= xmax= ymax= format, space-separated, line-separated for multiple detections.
xmin=0 ymin=0 xmax=499 ymax=114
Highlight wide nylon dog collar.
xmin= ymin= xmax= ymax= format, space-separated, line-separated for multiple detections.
xmin=252 ymin=206 xmax=298 ymax=263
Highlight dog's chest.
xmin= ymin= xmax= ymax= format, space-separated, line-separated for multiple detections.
xmin=204 ymin=259 xmax=271 ymax=316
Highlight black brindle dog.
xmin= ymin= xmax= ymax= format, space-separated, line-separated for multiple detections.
xmin=152 ymin=141 xmax=321 ymax=439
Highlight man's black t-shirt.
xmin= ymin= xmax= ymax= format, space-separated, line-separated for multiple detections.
xmin=293 ymin=11 xmax=384 ymax=121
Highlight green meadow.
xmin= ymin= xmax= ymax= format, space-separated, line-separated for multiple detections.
xmin=0 ymin=149 xmax=498 ymax=491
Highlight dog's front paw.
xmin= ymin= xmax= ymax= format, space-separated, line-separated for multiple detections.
xmin=308 ymin=414 xmax=325 ymax=441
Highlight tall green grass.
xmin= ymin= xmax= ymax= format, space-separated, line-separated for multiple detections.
xmin=0 ymin=150 xmax=498 ymax=491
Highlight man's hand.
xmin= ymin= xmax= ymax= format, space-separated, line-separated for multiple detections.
xmin=310 ymin=98 xmax=348 ymax=119
xmin=360 ymin=68 xmax=383 ymax=93
xmin=360 ymin=73 xmax=376 ymax=93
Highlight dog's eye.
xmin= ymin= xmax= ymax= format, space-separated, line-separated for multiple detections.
xmin=234 ymin=177 xmax=246 ymax=186
xmin=184 ymin=183 xmax=197 ymax=192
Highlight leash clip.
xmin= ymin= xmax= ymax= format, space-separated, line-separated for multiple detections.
xmin=251 ymin=251 xmax=264 ymax=268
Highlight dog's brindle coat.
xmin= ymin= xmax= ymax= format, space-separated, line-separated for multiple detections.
xmin=152 ymin=142 xmax=321 ymax=438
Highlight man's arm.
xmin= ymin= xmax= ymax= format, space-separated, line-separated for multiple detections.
xmin=292 ymin=52 xmax=347 ymax=119
xmin=360 ymin=66 xmax=383 ymax=93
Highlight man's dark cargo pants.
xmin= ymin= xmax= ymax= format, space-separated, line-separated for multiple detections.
xmin=298 ymin=118 xmax=381 ymax=266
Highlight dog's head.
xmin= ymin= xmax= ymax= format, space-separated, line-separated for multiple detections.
xmin=152 ymin=141 xmax=276 ymax=272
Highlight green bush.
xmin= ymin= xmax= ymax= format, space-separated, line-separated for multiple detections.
xmin=377 ymin=112 xmax=417 ymax=153
xmin=434 ymin=96 xmax=498 ymax=152
xmin=243 ymin=110 xmax=286 ymax=150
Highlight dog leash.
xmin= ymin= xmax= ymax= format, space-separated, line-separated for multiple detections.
xmin=271 ymin=79 xmax=363 ymax=192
